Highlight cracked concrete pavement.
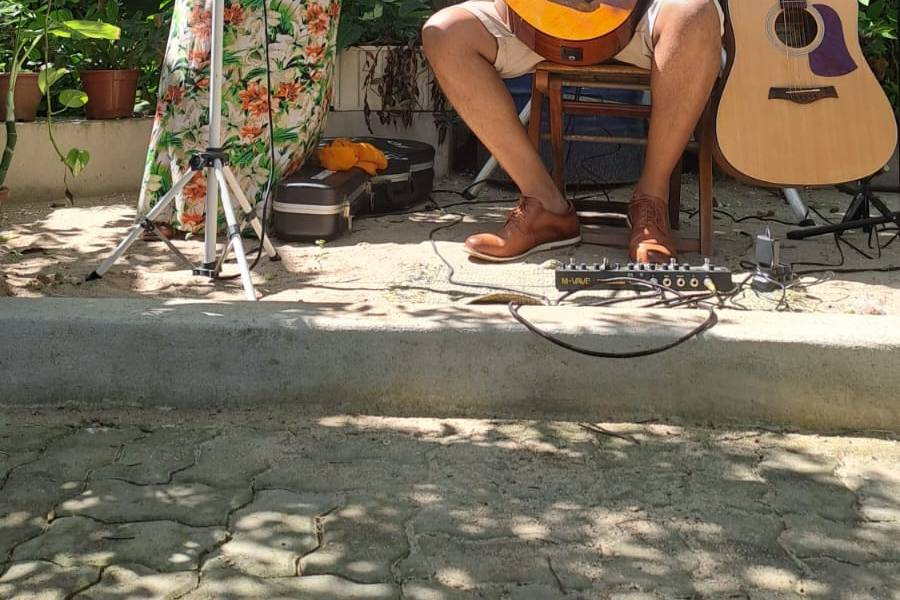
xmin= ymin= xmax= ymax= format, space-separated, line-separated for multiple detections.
xmin=0 ymin=408 xmax=898 ymax=600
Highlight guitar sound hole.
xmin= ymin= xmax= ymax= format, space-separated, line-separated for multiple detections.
xmin=774 ymin=9 xmax=819 ymax=48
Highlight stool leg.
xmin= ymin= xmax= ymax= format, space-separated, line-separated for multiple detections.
xmin=548 ymin=77 xmax=565 ymax=194
xmin=668 ymin=159 xmax=682 ymax=231
xmin=698 ymin=103 xmax=714 ymax=257
xmin=529 ymin=71 xmax=547 ymax=150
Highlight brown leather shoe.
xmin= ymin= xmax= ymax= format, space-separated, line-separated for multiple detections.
xmin=629 ymin=194 xmax=676 ymax=263
xmin=464 ymin=197 xmax=581 ymax=262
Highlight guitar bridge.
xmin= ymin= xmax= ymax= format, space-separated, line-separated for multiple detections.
xmin=769 ymin=86 xmax=838 ymax=104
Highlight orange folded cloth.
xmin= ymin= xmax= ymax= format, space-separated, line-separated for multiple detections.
xmin=317 ymin=138 xmax=388 ymax=176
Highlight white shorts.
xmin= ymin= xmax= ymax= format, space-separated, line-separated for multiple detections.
xmin=458 ymin=0 xmax=724 ymax=77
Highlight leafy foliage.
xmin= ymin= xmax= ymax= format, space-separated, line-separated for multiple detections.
xmin=1 ymin=0 xmax=120 ymax=190
xmin=336 ymin=0 xmax=434 ymax=51
xmin=858 ymin=0 xmax=898 ymax=106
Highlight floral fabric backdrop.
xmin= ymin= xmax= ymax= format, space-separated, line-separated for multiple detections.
xmin=138 ymin=0 xmax=340 ymax=232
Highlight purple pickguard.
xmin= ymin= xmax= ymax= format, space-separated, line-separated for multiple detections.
xmin=809 ymin=4 xmax=857 ymax=77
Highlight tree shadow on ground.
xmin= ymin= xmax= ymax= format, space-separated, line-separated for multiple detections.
xmin=0 ymin=414 xmax=897 ymax=599
xmin=3 ymin=182 xmax=898 ymax=307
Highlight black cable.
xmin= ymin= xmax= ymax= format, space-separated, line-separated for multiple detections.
xmin=686 ymin=207 xmax=802 ymax=227
xmin=508 ymin=302 xmax=718 ymax=359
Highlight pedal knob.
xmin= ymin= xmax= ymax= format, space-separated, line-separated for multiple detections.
xmin=682 ymin=264 xmax=691 ymax=271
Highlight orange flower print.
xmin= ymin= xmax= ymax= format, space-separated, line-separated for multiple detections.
xmin=239 ymin=82 xmax=271 ymax=117
xmin=240 ymin=122 xmax=263 ymax=140
xmin=239 ymin=82 xmax=265 ymax=110
xmin=188 ymin=48 xmax=210 ymax=68
xmin=223 ymin=4 xmax=245 ymax=26
xmin=141 ymin=0 xmax=337 ymax=235
xmin=183 ymin=173 xmax=208 ymax=203
xmin=180 ymin=211 xmax=206 ymax=233
xmin=276 ymin=81 xmax=303 ymax=103
xmin=306 ymin=44 xmax=325 ymax=63
xmin=164 ymin=85 xmax=185 ymax=104
xmin=189 ymin=6 xmax=211 ymax=42
xmin=305 ymin=4 xmax=329 ymax=35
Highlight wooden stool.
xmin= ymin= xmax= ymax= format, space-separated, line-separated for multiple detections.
xmin=528 ymin=62 xmax=715 ymax=256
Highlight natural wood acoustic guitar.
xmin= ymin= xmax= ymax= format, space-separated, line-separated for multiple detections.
xmin=715 ymin=0 xmax=898 ymax=186
xmin=500 ymin=0 xmax=648 ymax=66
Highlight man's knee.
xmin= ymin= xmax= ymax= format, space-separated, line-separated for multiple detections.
xmin=422 ymin=9 xmax=460 ymax=62
xmin=657 ymin=0 xmax=721 ymax=37
xmin=422 ymin=7 xmax=495 ymax=65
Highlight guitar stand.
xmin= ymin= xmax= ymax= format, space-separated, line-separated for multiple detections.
xmin=786 ymin=174 xmax=900 ymax=241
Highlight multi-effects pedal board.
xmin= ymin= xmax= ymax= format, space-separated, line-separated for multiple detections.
xmin=555 ymin=259 xmax=735 ymax=292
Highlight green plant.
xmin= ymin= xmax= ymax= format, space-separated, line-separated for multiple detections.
xmin=75 ymin=0 xmax=166 ymax=70
xmin=336 ymin=0 xmax=433 ymax=51
xmin=336 ymin=0 xmax=454 ymax=138
xmin=0 ymin=1 xmax=120 ymax=192
xmin=72 ymin=0 xmax=168 ymax=113
xmin=858 ymin=0 xmax=898 ymax=106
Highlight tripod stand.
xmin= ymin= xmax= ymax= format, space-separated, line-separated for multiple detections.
xmin=87 ymin=0 xmax=279 ymax=301
xmin=787 ymin=172 xmax=900 ymax=241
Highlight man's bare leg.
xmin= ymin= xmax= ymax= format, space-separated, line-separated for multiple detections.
xmin=422 ymin=8 xmax=569 ymax=214
xmin=636 ymin=0 xmax=722 ymax=201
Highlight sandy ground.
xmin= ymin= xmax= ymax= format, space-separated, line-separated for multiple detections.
xmin=1 ymin=175 xmax=898 ymax=314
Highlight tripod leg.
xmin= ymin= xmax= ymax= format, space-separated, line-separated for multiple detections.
xmin=87 ymin=169 xmax=196 ymax=280
xmin=222 ymin=166 xmax=280 ymax=260
xmin=214 ymin=166 xmax=257 ymax=301
xmin=869 ymin=195 xmax=900 ymax=227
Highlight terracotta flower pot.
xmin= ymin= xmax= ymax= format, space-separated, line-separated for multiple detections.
xmin=0 ymin=187 xmax=9 ymax=205
xmin=0 ymin=72 xmax=42 ymax=122
xmin=80 ymin=69 xmax=140 ymax=120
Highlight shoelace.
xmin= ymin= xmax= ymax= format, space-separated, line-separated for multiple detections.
xmin=504 ymin=200 xmax=533 ymax=232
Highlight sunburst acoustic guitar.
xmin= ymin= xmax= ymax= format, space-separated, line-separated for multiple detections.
xmin=715 ymin=0 xmax=898 ymax=186
xmin=500 ymin=0 xmax=648 ymax=66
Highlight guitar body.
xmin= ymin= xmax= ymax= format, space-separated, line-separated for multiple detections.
xmin=500 ymin=0 xmax=646 ymax=66
xmin=715 ymin=0 xmax=898 ymax=187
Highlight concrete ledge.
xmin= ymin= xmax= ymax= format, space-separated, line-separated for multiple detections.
xmin=1 ymin=298 xmax=898 ymax=432
xmin=1 ymin=118 xmax=154 ymax=202
xmin=1 ymin=113 xmax=448 ymax=204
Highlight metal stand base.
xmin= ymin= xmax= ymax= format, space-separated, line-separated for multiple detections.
xmin=87 ymin=155 xmax=278 ymax=301
xmin=787 ymin=176 xmax=900 ymax=241
xmin=87 ymin=0 xmax=279 ymax=302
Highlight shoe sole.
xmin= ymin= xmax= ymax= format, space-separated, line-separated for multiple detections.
xmin=464 ymin=235 xmax=582 ymax=263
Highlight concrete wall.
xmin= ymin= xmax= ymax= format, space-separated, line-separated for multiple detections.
xmin=1 ymin=111 xmax=450 ymax=204
xmin=0 ymin=118 xmax=154 ymax=203
xmin=2 ymin=299 xmax=899 ymax=432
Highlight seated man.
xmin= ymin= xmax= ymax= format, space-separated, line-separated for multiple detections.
xmin=422 ymin=0 xmax=723 ymax=262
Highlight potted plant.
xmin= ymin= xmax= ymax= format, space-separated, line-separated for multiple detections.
xmin=334 ymin=0 xmax=437 ymax=130
xmin=0 ymin=0 xmax=119 ymax=203
xmin=76 ymin=0 xmax=162 ymax=120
